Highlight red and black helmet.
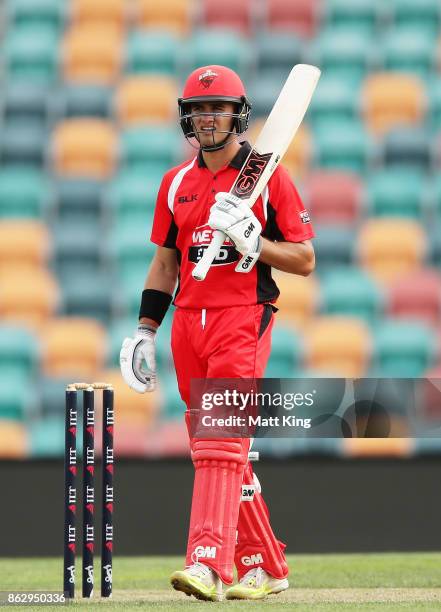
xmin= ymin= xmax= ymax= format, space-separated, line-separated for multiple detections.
xmin=178 ymin=65 xmax=252 ymax=140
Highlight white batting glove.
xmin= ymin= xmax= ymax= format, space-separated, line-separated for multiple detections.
xmin=119 ymin=324 xmax=156 ymax=393
xmin=209 ymin=192 xmax=262 ymax=272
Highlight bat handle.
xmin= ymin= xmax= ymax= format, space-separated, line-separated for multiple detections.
xmin=192 ymin=230 xmax=226 ymax=281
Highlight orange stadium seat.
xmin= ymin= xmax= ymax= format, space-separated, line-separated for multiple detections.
xmin=304 ymin=171 xmax=363 ymax=225
xmin=62 ymin=25 xmax=123 ymax=84
xmin=115 ymin=76 xmax=178 ymax=125
xmin=305 ymin=316 xmax=372 ymax=377
xmin=362 ymin=73 xmax=427 ymax=135
xmin=52 ymin=119 xmax=117 ymax=178
xmin=273 ymin=272 xmax=319 ymax=327
xmin=0 ymin=221 xmax=50 ymax=270
xmin=200 ymin=0 xmax=255 ymax=35
xmin=0 ymin=422 xmax=28 ymax=458
xmin=135 ymin=0 xmax=193 ymax=35
xmin=358 ymin=219 xmax=427 ymax=283
xmin=71 ymin=0 xmax=127 ymax=30
xmin=265 ymin=0 xmax=321 ymax=37
xmin=43 ymin=317 xmax=107 ymax=378
xmin=0 ymin=268 xmax=59 ymax=329
xmin=387 ymin=269 xmax=441 ymax=326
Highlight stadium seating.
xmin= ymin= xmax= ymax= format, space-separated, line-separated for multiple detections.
xmin=372 ymin=319 xmax=436 ymax=376
xmin=3 ymin=26 xmax=60 ymax=82
xmin=357 ymin=219 xmax=427 ymax=282
xmin=308 ymin=77 xmax=359 ymax=129
xmin=0 ymin=377 xmax=37 ymax=421
xmin=125 ymin=31 xmax=180 ymax=75
xmin=382 ymin=29 xmax=434 ymax=79
xmin=115 ymin=76 xmax=178 ymax=125
xmin=386 ymin=269 xmax=441 ymax=325
xmin=265 ymin=0 xmax=321 ymax=38
xmin=0 ymin=421 xmax=28 ymax=458
xmin=320 ymin=267 xmax=383 ymax=322
xmin=0 ymin=268 xmax=59 ymax=329
xmin=313 ymin=225 xmax=354 ymax=270
xmin=0 ymin=123 xmax=47 ymax=167
xmin=0 ymin=221 xmax=50 ymax=270
xmin=1 ymin=82 xmax=50 ymax=126
xmin=366 ymin=169 xmax=428 ymax=219
xmin=255 ymin=31 xmax=303 ymax=78
xmin=62 ymin=25 xmax=123 ymax=84
xmin=105 ymin=172 xmax=159 ymax=227
xmin=199 ymin=0 xmax=255 ymax=35
xmin=54 ymin=178 xmax=104 ymax=224
xmin=135 ymin=0 xmax=193 ymax=35
xmin=6 ymin=0 xmax=65 ymax=33
xmin=265 ymin=325 xmax=304 ymax=377
xmin=429 ymin=78 xmax=441 ymax=130
xmin=362 ymin=73 xmax=427 ymax=135
xmin=310 ymin=31 xmax=374 ymax=84
xmin=304 ymin=171 xmax=363 ymax=226
xmin=273 ymin=272 xmax=319 ymax=326
xmin=0 ymin=326 xmax=40 ymax=380
xmin=186 ymin=29 xmax=252 ymax=76
xmin=119 ymin=127 xmax=180 ymax=174
xmin=323 ymin=0 xmax=380 ymax=35
xmin=0 ymin=168 xmax=52 ymax=219
xmin=380 ymin=127 xmax=431 ymax=171
xmin=52 ymin=119 xmax=117 ymax=178
xmin=313 ymin=121 xmax=372 ymax=174
xmin=428 ymin=222 xmax=441 ymax=267
xmin=108 ymin=225 xmax=156 ymax=285
xmin=305 ymin=316 xmax=371 ymax=377
xmin=70 ymin=0 xmax=127 ymax=30
xmin=389 ymin=0 xmax=441 ymax=38
xmin=28 ymin=416 xmax=65 ymax=457
xmin=52 ymin=221 xmax=105 ymax=280
xmin=53 ymin=84 xmax=112 ymax=119
xmin=60 ymin=274 xmax=114 ymax=322
xmin=42 ymin=318 xmax=107 ymax=378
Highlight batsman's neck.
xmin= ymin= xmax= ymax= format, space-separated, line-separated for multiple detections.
xmin=201 ymin=140 xmax=242 ymax=174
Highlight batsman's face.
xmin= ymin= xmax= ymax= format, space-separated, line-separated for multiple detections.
xmin=190 ymin=101 xmax=236 ymax=146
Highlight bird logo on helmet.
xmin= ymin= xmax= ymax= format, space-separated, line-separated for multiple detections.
xmin=178 ymin=65 xmax=252 ymax=152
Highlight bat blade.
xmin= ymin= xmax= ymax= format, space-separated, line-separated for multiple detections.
xmin=192 ymin=63 xmax=321 ymax=282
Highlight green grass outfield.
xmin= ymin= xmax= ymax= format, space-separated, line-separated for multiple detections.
xmin=1 ymin=553 xmax=441 ymax=611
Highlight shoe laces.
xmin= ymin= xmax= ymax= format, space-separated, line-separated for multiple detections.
xmin=186 ymin=562 xmax=212 ymax=578
xmin=240 ymin=566 xmax=266 ymax=587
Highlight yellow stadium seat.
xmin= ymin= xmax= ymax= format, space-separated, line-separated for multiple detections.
xmin=0 ymin=421 xmax=28 ymax=458
xmin=115 ymin=76 xmax=178 ymax=126
xmin=358 ymin=219 xmax=427 ymax=283
xmin=43 ymin=317 xmax=107 ymax=378
xmin=343 ymin=438 xmax=413 ymax=457
xmin=274 ymin=272 xmax=319 ymax=327
xmin=305 ymin=316 xmax=371 ymax=377
xmin=362 ymin=73 xmax=427 ymax=135
xmin=0 ymin=221 xmax=50 ymax=270
xmin=63 ymin=25 xmax=123 ymax=84
xmin=52 ymin=119 xmax=117 ymax=178
xmin=71 ymin=0 xmax=127 ymax=30
xmin=135 ymin=0 xmax=193 ymax=34
xmin=0 ymin=268 xmax=59 ymax=330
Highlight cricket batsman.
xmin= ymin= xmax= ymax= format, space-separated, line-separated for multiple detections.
xmin=120 ymin=65 xmax=315 ymax=601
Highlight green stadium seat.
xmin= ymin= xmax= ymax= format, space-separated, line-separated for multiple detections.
xmin=54 ymin=179 xmax=104 ymax=224
xmin=255 ymin=31 xmax=303 ymax=78
xmin=310 ymin=31 xmax=374 ymax=84
xmin=0 ymin=123 xmax=47 ymax=167
xmin=60 ymin=273 xmax=114 ymax=323
xmin=185 ymin=29 xmax=252 ymax=77
xmin=429 ymin=79 xmax=441 ymax=131
xmin=52 ymin=221 xmax=105 ymax=280
xmin=308 ymin=77 xmax=359 ymax=130
xmin=247 ymin=74 xmax=286 ymax=118
xmin=432 ymin=175 xmax=441 ymax=222
xmin=0 ymin=326 xmax=40 ymax=380
xmin=367 ymin=169 xmax=428 ymax=219
xmin=381 ymin=128 xmax=431 ymax=171
xmin=428 ymin=222 xmax=441 ymax=267
xmin=0 ymin=168 xmax=52 ymax=218
xmin=313 ymin=121 xmax=373 ymax=174
xmin=389 ymin=0 xmax=441 ymax=38
xmin=3 ymin=27 xmax=59 ymax=82
xmin=1 ymin=82 xmax=50 ymax=126
xmin=320 ymin=268 xmax=383 ymax=322
xmin=265 ymin=325 xmax=303 ymax=377
xmin=313 ymin=225 xmax=354 ymax=270
xmin=125 ymin=30 xmax=180 ymax=75
xmin=372 ymin=320 xmax=436 ymax=376
xmin=119 ymin=127 xmax=180 ymax=174
xmin=29 ymin=416 xmax=66 ymax=457
xmin=6 ymin=0 xmax=65 ymax=34
xmin=382 ymin=29 xmax=434 ymax=79
xmin=109 ymin=225 xmax=156 ymax=287
xmin=0 ymin=376 xmax=38 ymax=421
xmin=40 ymin=377 xmax=71 ymax=417
xmin=53 ymin=84 xmax=112 ymax=119
xmin=323 ymin=0 xmax=381 ymax=35
xmin=105 ymin=171 xmax=158 ymax=228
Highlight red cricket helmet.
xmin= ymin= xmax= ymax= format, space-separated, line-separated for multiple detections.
xmin=178 ymin=65 xmax=252 ymax=146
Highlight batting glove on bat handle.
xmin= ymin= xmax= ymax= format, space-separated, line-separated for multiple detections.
xmin=192 ymin=230 xmax=226 ymax=281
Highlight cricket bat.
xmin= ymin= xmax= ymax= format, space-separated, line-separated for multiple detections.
xmin=191 ymin=63 xmax=321 ymax=281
